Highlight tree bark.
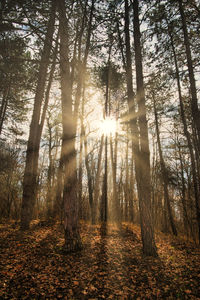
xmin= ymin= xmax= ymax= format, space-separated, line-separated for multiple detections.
xmin=124 ymin=0 xmax=140 ymax=226
xmin=93 ymin=135 xmax=104 ymax=224
xmin=101 ymin=135 xmax=108 ymax=224
xmin=101 ymin=45 xmax=112 ymax=227
xmin=129 ymin=141 xmax=135 ymax=223
xmin=132 ymin=0 xmax=157 ymax=256
xmin=178 ymin=0 xmax=200 ymax=150
xmin=59 ymin=0 xmax=81 ymax=252
xmin=125 ymin=131 xmax=129 ymax=222
xmin=153 ymin=93 xmax=177 ymax=236
xmin=110 ymin=133 xmax=120 ymax=224
xmin=0 ymin=81 xmax=10 ymax=135
xmin=20 ymin=1 xmax=56 ymax=229
xmin=84 ymin=126 xmax=94 ymax=223
xmin=73 ymin=0 xmax=95 ymax=127
xmin=168 ymin=23 xmax=200 ymax=243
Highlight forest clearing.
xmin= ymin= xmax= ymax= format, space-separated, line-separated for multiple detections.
xmin=0 ymin=221 xmax=200 ymax=299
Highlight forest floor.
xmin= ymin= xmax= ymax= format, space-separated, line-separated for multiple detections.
xmin=0 ymin=221 xmax=200 ymax=299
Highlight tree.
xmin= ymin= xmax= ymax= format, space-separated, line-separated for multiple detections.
xmin=20 ymin=1 xmax=56 ymax=229
xmin=0 ymin=35 xmax=32 ymax=137
xmin=132 ymin=0 xmax=157 ymax=256
xmin=58 ymin=0 xmax=82 ymax=252
xmin=151 ymin=81 xmax=177 ymax=236
xmin=0 ymin=142 xmax=22 ymax=220
xmin=145 ymin=0 xmax=200 ymax=243
xmin=178 ymin=0 xmax=200 ymax=151
xmin=178 ymin=0 xmax=200 ymax=243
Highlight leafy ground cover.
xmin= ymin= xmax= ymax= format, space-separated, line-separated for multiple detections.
xmin=0 ymin=221 xmax=199 ymax=299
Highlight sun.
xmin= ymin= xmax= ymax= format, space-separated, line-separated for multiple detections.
xmin=100 ymin=117 xmax=117 ymax=136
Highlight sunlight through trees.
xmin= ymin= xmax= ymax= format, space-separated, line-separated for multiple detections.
xmin=1 ymin=0 xmax=200 ymax=259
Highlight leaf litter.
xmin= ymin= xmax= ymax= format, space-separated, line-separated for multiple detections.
xmin=0 ymin=221 xmax=199 ymax=299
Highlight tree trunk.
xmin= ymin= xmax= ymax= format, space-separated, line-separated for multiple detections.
xmin=168 ymin=23 xmax=200 ymax=243
xmin=125 ymin=131 xmax=129 ymax=222
xmin=93 ymin=135 xmax=104 ymax=224
xmin=101 ymin=45 xmax=111 ymax=227
xmin=110 ymin=133 xmax=120 ymax=224
xmin=129 ymin=141 xmax=135 ymax=223
xmin=46 ymin=119 xmax=53 ymax=219
xmin=132 ymin=0 xmax=157 ymax=256
xmin=20 ymin=1 xmax=56 ymax=229
xmin=78 ymin=93 xmax=85 ymax=221
xmin=84 ymin=127 xmax=94 ymax=223
xmin=177 ymin=139 xmax=195 ymax=240
xmin=59 ymin=0 xmax=81 ymax=252
xmin=153 ymin=94 xmax=177 ymax=236
xmin=101 ymin=135 xmax=108 ymax=224
xmin=124 ymin=0 xmax=140 ymax=225
xmin=73 ymin=0 xmax=95 ymax=127
xmin=178 ymin=0 xmax=200 ymax=150
xmin=0 ymin=81 xmax=10 ymax=135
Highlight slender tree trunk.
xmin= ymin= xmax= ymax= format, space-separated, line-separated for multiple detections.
xmin=101 ymin=136 xmax=108 ymax=224
xmin=177 ymin=140 xmax=195 ymax=240
xmin=125 ymin=132 xmax=129 ymax=222
xmin=75 ymin=1 xmax=94 ymax=221
xmin=53 ymin=144 xmax=64 ymax=222
xmin=101 ymin=45 xmax=111 ymax=227
xmin=168 ymin=24 xmax=200 ymax=243
xmin=59 ymin=0 xmax=81 ymax=252
xmin=93 ymin=135 xmax=104 ymax=224
xmin=46 ymin=120 xmax=53 ymax=218
xmin=151 ymin=135 xmax=157 ymax=228
xmin=132 ymin=0 xmax=157 ymax=256
xmin=84 ymin=127 xmax=94 ymax=223
xmin=20 ymin=2 xmax=56 ymax=229
xmin=0 ymin=82 xmax=10 ymax=135
xmin=39 ymin=34 xmax=58 ymax=139
xmin=73 ymin=0 xmax=95 ymax=126
xmin=78 ymin=92 xmax=85 ymax=221
xmin=178 ymin=0 xmax=200 ymax=150
xmin=124 ymin=0 xmax=140 ymax=226
xmin=110 ymin=133 xmax=120 ymax=224
xmin=129 ymin=141 xmax=135 ymax=223
xmin=153 ymin=94 xmax=177 ymax=236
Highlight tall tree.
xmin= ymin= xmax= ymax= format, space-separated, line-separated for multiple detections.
xmin=0 ymin=35 xmax=32 ymax=136
xmin=178 ymin=0 xmax=200 ymax=151
xmin=20 ymin=1 xmax=56 ymax=229
xmin=152 ymin=88 xmax=177 ymax=236
xmin=110 ymin=132 xmax=120 ymax=224
xmin=167 ymin=21 xmax=200 ymax=242
xmin=132 ymin=0 xmax=157 ymax=256
xmin=58 ymin=0 xmax=82 ymax=252
xmin=54 ymin=0 xmax=95 ymax=222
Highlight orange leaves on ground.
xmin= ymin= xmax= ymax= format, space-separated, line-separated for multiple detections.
xmin=0 ymin=222 xmax=200 ymax=299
